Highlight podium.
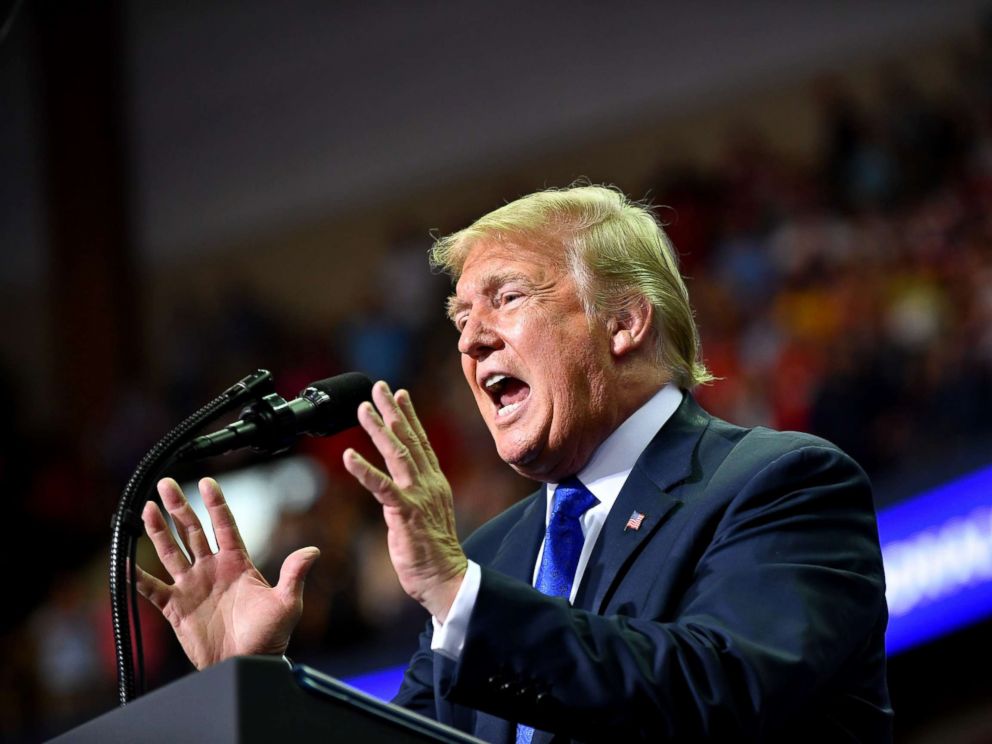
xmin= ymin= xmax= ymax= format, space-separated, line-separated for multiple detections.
xmin=50 ymin=656 xmax=483 ymax=743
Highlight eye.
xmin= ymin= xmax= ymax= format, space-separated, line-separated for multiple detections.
xmin=498 ymin=291 xmax=523 ymax=307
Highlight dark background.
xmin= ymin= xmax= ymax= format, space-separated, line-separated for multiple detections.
xmin=2 ymin=2 xmax=991 ymax=741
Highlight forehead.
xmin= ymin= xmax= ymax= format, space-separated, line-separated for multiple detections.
xmin=455 ymin=239 xmax=564 ymax=295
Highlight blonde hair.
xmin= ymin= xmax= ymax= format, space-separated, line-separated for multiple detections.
xmin=431 ymin=184 xmax=713 ymax=389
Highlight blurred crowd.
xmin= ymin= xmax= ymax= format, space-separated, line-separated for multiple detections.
xmin=672 ymin=64 xmax=992 ymax=477
xmin=3 ymin=32 xmax=992 ymax=742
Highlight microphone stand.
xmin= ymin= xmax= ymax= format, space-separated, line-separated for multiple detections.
xmin=109 ymin=369 xmax=275 ymax=707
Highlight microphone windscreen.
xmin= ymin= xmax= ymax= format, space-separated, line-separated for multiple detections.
xmin=303 ymin=372 xmax=374 ymax=436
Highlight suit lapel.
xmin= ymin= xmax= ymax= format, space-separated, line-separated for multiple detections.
xmin=574 ymin=394 xmax=712 ymax=614
xmin=487 ymin=488 xmax=546 ymax=583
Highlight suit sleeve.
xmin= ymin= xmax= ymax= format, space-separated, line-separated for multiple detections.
xmin=432 ymin=445 xmax=889 ymax=740
xmin=391 ymin=619 xmax=439 ymax=719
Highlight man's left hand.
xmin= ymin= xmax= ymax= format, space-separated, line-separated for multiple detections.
xmin=343 ymin=381 xmax=467 ymax=622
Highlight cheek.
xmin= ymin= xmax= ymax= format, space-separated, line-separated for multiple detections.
xmin=535 ymin=341 xmax=585 ymax=412
xmin=545 ymin=337 xmax=609 ymax=412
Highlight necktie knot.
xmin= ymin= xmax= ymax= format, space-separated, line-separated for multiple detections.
xmin=551 ymin=476 xmax=598 ymax=521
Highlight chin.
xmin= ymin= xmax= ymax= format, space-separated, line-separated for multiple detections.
xmin=494 ymin=434 xmax=542 ymax=470
xmin=496 ymin=442 xmax=537 ymax=468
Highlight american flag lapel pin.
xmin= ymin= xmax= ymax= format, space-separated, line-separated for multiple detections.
xmin=625 ymin=510 xmax=645 ymax=532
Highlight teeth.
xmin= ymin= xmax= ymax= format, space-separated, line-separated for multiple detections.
xmin=498 ymin=401 xmax=523 ymax=417
xmin=485 ymin=373 xmax=508 ymax=389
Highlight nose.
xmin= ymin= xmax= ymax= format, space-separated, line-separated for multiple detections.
xmin=457 ymin=308 xmax=502 ymax=360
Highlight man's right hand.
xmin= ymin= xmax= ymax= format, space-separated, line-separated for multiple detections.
xmin=136 ymin=477 xmax=320 ymax=670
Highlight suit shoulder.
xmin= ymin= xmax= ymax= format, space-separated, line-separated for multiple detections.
xmin=702 ymin=414 xmax=868 ymax=487
xmin=737 ymin=426 xmax=851 ymax=459
xmin=698 ymin=401 xmax=852 ymax=459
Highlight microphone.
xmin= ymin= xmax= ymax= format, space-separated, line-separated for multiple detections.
xmin=176 ymin=372 xmax=373 ymax=461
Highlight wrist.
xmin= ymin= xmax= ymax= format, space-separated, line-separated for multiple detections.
xmin=423 ymin=560 xmax=468 ymax=623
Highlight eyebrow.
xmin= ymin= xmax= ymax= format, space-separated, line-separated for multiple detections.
xmin=445 ymin=295 xmax=465 ymax=323
xmin=446 ymin=270 xmax=534 ymax=322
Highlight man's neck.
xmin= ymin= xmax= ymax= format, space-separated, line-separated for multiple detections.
xmin=572 ymin=383 xmax=684 ymax=488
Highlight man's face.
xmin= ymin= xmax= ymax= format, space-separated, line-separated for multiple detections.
xmin=451 ymin=239 xmax=620 ymax=481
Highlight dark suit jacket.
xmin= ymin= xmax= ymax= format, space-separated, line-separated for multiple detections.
xmin=393 ymin=394 xmax=893 ymax=742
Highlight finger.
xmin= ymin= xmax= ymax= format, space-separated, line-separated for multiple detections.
xmin=199 ymin=477 xmax=247 ymax=553
xmin=372 ymin=381 xmax=430 ymax=473
xmin=135 ymin=564 xmax=172 ymax=611
xmin=142 ymin=498 xmax=191 ymax=578
xmin=275 ymin=547 xmax=321 ymax=604
xmin=157 ymin=478 xmax=212 ymax=561
xmin=343 ymin=448 xmax=403 ymax=507
xmin=357 ymin=398 xmax=418 ymax=487
xmin=395 ymin=389 xmax=440 ymax=471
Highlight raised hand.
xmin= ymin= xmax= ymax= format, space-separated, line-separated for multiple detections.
xmin=343 ymin=382 xmax=467 ymax=622
xmin=136 ymin=477 xmax=320 ymax=670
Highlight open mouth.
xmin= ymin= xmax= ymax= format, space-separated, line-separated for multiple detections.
xmin=483 ymin=373 xmax=531 ymax=417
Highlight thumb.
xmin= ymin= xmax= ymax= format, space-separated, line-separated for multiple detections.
xmin=276 ymin=546 xmax=320 ymax=601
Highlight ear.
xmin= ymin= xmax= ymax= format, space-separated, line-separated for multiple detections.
xmin=609 ymin=298 xmax=653 ymax=359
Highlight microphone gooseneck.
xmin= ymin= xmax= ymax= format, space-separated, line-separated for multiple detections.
xmin=111 ymin=369 xmax=277 ymax=706
xmin=110 ymin=369 xmax=372 ymax=706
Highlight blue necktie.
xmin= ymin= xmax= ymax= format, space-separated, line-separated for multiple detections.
xmin=517 ymin=477 xmax=598 ymax=744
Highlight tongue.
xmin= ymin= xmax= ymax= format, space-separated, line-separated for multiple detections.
xmin=499 ymin=378 xmax=530 ymax=407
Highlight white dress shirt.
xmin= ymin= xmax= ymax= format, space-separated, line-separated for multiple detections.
xmin=432 ymin=383 xmax=683 ymax=660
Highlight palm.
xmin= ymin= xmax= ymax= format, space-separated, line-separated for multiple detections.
xmin=137 ymin=478 xmax=319 ymax=670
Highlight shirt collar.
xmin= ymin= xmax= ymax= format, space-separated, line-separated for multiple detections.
xmin=548 ymin=383 xmax=684 ymax=510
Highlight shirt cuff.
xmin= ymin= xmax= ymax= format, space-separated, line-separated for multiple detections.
xmin=430 ymin=560 xmax=481 ymax=660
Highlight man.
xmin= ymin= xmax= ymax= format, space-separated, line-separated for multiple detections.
xmin=138 ymin=185 xmax=893 ymax=741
